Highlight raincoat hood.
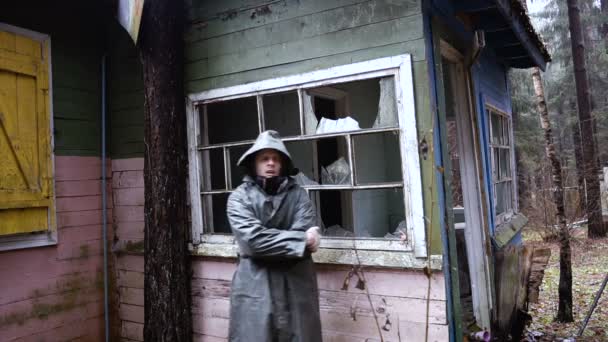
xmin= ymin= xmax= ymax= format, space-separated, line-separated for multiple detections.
xmin=237 ymin=130 xmax=295 ymax=176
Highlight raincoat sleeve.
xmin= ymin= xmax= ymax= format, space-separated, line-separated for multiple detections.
xmin=290 ymin=188 xmax=317 ymax=231
xmin=227 ymin=189 xmax=308 ymax=259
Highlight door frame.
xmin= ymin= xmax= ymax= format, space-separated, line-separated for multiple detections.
xmin=440 ymin=40 xmax=493 ymax=330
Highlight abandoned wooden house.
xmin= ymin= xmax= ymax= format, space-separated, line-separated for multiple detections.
xmin=0 ymin=0 xmax=550 ymax=341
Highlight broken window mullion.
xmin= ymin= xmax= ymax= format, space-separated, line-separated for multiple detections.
xmin=224 ymin=147 xmax=232 ymax=190
xmin=297 ymin=88 xmax=305 ymax=135
xmin=346 ymin=134 xmax=356 ymax=186
xmin=257 ymin=95 xmax=265 ymax=133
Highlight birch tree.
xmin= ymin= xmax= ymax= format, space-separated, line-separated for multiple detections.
xmin=532 ymin=67 xmax=574 ymax=323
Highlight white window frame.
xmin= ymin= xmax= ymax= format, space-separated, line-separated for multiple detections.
xmin=0 ymin=23 xmax=57 ymax=251
xmin=186 ymin=54 xmax=427 ymax=258
xmin=486 ymin=104 xmax=517 ymax=225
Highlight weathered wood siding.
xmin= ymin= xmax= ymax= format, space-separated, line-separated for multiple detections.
xmin=0 ymin=4 xmax=112 ymax=340
xmin=116 ymin=254 xmax=448 ymax=341
xmin=111 ymin=158 xmax=145 ymax=244
xmin=108 ymin=24 xmax=145 ymax=159
xmin=0 ymin=156 xmax=111 ymax=341
xmin=111 ymin=158 xmax=448 ymax=340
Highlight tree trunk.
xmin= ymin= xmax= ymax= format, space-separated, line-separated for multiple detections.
xmin=566 ymin=0 xmax=606 ymax=238
xmin=532 ymin=68 xmax=574 ymax=323
xmin=568 ymin=100 xmax=587 ymax=215
xmin=138 ymin=1 xmax=192 ymax=341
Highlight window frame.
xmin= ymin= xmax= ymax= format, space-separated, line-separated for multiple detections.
xmin=186 ymin=54 xmax=427 ymax=258
xmin=486 ymin=104 xmax=517 ymax=225
xmin=0 ymin=23 xmax=57 ymax=251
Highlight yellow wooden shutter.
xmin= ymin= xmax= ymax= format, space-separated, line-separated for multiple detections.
xmin=0 ymin=27 xmax=54 ymax=236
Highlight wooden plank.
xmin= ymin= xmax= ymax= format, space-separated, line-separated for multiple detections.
xmin=13 ymin=316 xmax=102 ymax=342
xmin=110 ymin=142 xmax=146 ymax=159
xmin=191 ymin=297 xmax=230 ymax=318
xmin=119 ymin=287 xmax=144 ymax=306
xmin=121 ymin=321 xmax=143 ymax=341
xmin=55 ymin=179 xmax=105 ymax=197
xmin=116 ymin=254 xmax=144 ymax=272
xmin=192 ymin=314 xmax=229 ymax=338
xmin=113 ymin=205 xmax=144 ymax=223
xmin=56 ymin=238 xmax=103 ymax=260
xmin=57 ymin=225 xmax=104 ymax=246
xmin=119 ymin=303 xmax=144 ymax=324
xmin=320 ymin=309 xmax=399 ymax=340
xmin=112 ymin=158 xmax=144 ymax=172
xmin=186 ymin=39 xmax=426 ymax=92
xmin=191 ymin=259 xmax=236 ymax=281
xmin=112 ymin=170 xmax=144 ymax=189
xmin=185 ymin=15 xmax=423 ymax=80
xmin=56 ymin=196 xmax=104 ymax=212
xmin=316 ymin=265 xmax=446 ymax=300
xmin=186 ymin=0 xmax=420 ymax=61
xmin=110 ymin=108 xmax=144 ymax=126
xmin=56 ymin=209 xmax=111 ymax=228
xmin=113 ymin=187 xmax=144 ymax=206
xmin=399 ymin=321 xmax=449 ymax=342
xmin=109 ymin=89 xmax=144 ymax=112
xmin=186 ymin=0 xmax=371 ymax=40
xmin=189 ymin=277 xmax=446 ymax=325
xmin=113 ymin=221 xmax=144 ymax=241
xmin=0 ymin=300 xmax=103 ymax=341
xmin=193 ymin=334 xmax=228 ymax=342
xmin=55 ymin=157 xmax=111 ymax=182
xmin=0 ymin=270 xmax=101 ymax=306
xmin=53 ymin=118 xmax=100 ymax=154
xmin=117 ymin=270 xmax=144 ymax=288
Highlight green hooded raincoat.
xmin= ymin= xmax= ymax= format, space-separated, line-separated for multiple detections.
xmin=227 ymin=130 xmax=323 ymax=342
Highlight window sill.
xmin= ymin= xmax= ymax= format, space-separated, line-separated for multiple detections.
xmin=191 ymin=243 xmax=442 ymax=270
xmin=492 ymin=213 xmax=528 ymax=248
xmin=0 ymin=231 xmax=57 ymax=252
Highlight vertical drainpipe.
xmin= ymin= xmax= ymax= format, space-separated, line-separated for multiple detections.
xmin=422 ymin=2 xmax=458 ymax=341
xmin=101 ymin=54 xmax=110 ymax=342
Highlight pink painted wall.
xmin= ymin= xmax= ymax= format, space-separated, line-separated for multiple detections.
xmin=112 ymin=157 xmax=449 ymax=341
xmin=0 ymin=156 xmax=111 ymax=341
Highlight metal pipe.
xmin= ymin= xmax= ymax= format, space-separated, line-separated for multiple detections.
xmin=101 ymin=54 xmax=110 ymax=342
xmin=578 ymin=272 xmax=608 ymax=337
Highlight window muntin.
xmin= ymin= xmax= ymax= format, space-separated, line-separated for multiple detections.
xmin=186 ymin=55 xmax=425 ymax=254
xmin=487 ymin=106 xmax=515 ymax=221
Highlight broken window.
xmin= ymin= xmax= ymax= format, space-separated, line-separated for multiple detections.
xmin=488 ymin=106 xmax=515 ymax=220
xmin=188 ymin=58 xmax=424 ymax=253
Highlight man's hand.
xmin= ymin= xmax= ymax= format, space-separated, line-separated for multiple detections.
xmin=306 ymin=226 xmax=321 ymax=252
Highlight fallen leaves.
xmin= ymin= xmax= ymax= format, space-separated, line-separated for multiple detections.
xmin=523 ymin=228 xmax=608 ymax=341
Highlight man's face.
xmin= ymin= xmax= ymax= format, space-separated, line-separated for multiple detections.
xmin=255 ymin=149 xmax=283 ymax=178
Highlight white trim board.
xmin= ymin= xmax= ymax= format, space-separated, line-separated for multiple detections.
xmin=186 ymin=54 xmax=428 ymax=259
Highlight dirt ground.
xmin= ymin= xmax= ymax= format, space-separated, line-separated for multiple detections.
xmin=522 ymin=228 xmax=608 ymax=342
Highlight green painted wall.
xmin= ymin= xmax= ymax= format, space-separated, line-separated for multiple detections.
xmin=0 ymin=3 xmax=104 ymax=157
xmin=107 ymin=24 xmax=145 ymax=159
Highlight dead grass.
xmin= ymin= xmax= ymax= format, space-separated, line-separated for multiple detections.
xmin=522 ymin=228 xmax=608 ymax=341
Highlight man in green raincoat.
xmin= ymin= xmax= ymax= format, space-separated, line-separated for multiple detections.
xmin=227 ymin=130 xmax=323 ymax=342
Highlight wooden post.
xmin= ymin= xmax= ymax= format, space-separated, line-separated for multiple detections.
xmin=138 ymin=1 xmax=193 ymax=340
